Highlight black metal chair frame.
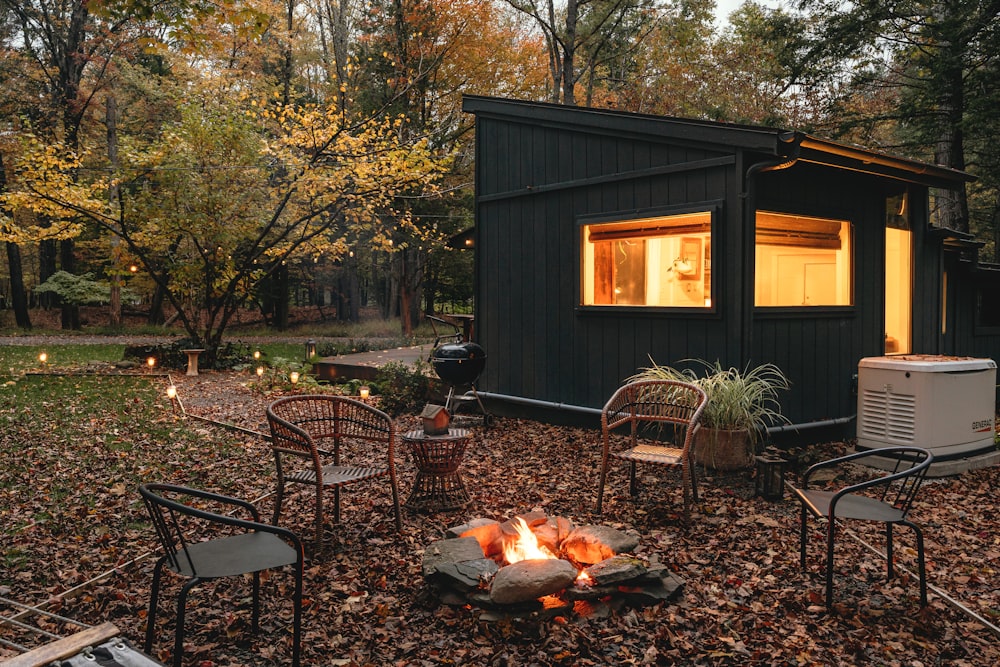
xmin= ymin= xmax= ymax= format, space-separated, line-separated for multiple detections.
xmin=139 ymin=483 xmax=303 ymax=667
xmin=596 ymin=379 xmax=708 ymax=521
xmin=787 ymin=446 xmax=933 ymax=607
xmin=266 ymin=395 xmax=402 ymax=550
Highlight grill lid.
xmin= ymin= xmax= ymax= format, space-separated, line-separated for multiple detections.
xmin=432 ymin=341 xmax=486 ymax=385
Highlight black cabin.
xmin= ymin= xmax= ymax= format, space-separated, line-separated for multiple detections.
xmin=461 ymin=95 xmax=1000 ymax=438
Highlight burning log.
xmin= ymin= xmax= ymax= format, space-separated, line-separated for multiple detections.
xmin=422 ymin=512 xmax=684 ymax=618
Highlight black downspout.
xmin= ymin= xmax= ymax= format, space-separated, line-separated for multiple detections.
xmin=738 ymin=133 xmax=802 ymax=368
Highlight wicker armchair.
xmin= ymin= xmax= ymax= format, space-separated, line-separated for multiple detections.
xmin=266 ymin=395 xmax=402 ymax=550
xmin=596 ymin=380 xmax=708 ymax=520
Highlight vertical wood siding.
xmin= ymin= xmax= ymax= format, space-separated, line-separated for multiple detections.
xmin=470 ymin=104 xmax=976 ymax=426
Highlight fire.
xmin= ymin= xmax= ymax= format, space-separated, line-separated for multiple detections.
xmin=499 ymin=517 xmax=593 ymax=588
xmin=502 ymin=517 xmax=557 ymax=564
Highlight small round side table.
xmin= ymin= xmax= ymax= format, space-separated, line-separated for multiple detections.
xmin=402 ymin=428 xmax=471 ymax=511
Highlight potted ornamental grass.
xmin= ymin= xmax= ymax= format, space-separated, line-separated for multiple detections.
xmin=629 ymin=358 xmax=791 ymax=470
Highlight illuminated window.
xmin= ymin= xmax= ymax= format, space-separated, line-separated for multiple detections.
xmin=581 ymin=212 xmax=712 ymax=308
xmin=754 ymin=211 xmax=853 ymax=307
xmin=885 ymin=194 xmax=911 ymax=353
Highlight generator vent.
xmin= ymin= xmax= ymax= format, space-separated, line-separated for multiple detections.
xmin=859 ymin=388 xmax=916 ymax=442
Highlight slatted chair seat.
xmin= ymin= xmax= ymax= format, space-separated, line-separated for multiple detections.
xmin=614 ymin=442 xmax=685 ymax=466
xmin=267 ymin=395 xmax=402 ymax=551
xmin=288 ymin=465 xmax=390 ymax=486
xmin=597 ymin=379 xmax=708 ymax=521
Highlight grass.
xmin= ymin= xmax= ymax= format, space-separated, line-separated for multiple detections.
xmin=0 ymin=344 xmax=127 ymax=374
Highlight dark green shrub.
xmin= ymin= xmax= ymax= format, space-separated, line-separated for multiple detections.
xmin=373 ymin=361 xmax=431 ymax=416
xmin=123 ymin=339 xmax=253 ymax=371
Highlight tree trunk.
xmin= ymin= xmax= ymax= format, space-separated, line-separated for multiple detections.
xmin=275 ymin=263 xmax=290 ymax=330
xmin=6 ymin=242 xmax=31 ymax=329
xmin=147 ymin=283 xmax=167 ymax=325
xmin=336 ymin=261 xmax=360 ymax=322
xmin=561 ymin=0 xmax=579 ymax=105
xmin=38 ymin=239 xmax=57 ymax=309
xmin=60 ymin=239 xmax=80 ymax=329
xmin=396 ymin=247 xmax=423 ymax=336
xmin=0 ymin=154 xmax=30 ymax=328
xmin=107 ymin=94 xmax=122 ymax=327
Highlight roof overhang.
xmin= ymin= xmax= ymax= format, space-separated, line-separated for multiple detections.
xmin=794 ymin=134 xmax=975 ymax=190
xmin=462 ymin=95 xmax=975 ymax=191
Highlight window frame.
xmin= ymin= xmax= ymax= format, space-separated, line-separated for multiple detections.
xmin=752 ymin=208 xmax=856 ymax=310
xmin=576 ymin=203 xmax=721 ymax=314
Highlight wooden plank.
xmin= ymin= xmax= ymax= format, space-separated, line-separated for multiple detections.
xmin=2 ymin=622 xmax=120 ymax=667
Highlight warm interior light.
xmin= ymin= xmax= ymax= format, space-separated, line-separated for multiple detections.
xmin=129 ymin=265 xmax=138 ymax=273
xmin=289 ymin=371 xmax=299 ymax=384
xmin=166 ymin=385 xmax=177 ymax=399
xmin=38 ymin=352 xmax=47 ymax=364
xmin=256 ymin=366 xmax=264 ymax=377
xmin=147 ymin=357 xmax=156 ymax=368
xmin=502 ymin=518 xmax=557 ymax=565
xmin=359 ymin=385 xmax=370 ymax=399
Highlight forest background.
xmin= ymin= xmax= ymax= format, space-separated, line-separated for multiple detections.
xmin=1 ymin=0 xmax=998 ymax=352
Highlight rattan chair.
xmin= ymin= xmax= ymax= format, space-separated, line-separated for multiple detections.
xmin=139 ymin=483 xmax=303 ymax=667
xmin=266 ymin=395 xmax=402 ymax=550
xmin=596 ymin=379 xmax=708 ymax=520
xmin=787 ymin=446 xmax=933 ymax=607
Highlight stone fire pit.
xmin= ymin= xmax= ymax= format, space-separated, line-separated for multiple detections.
xmin=421 ymin=511 xmax=684 ymax=620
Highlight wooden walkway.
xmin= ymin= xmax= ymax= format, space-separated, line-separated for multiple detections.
xmin=313 ymin=344 xmax=432 ymax=382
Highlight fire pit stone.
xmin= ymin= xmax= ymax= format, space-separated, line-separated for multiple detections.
xmin=562 ymin=525 xmax=640 ymax=564
xmin=490 ymin=558 xmax=579 ymax=604
xmin=423 ymin=512 xmax=685 ymax=618
xmin=421 ymin=536 xmax=485 ymax=578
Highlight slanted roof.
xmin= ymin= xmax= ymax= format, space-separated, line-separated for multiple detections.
xmin=462 ymin=95 xmax=973 ymax=190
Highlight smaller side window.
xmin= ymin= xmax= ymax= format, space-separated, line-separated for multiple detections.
xmin=755 ymin=211 xmax=854 ymax=307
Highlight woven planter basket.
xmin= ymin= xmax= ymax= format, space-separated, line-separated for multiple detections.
xmin=694 ymin=427 xmax=754 ymax=471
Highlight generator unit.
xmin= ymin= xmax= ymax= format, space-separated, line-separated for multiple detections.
xmin=857 ymin=355 xmax=997 ymax=458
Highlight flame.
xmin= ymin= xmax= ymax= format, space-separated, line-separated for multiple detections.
xmin=575 ymin=570 xmax=593 ymax=586
xmin=502 ymin=518 xmax=557 ymax=564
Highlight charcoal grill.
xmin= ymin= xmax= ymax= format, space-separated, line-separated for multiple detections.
xmin=431 ymin=341 xmax=490 ymax=421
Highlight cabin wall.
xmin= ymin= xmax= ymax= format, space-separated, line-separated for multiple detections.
xmin=470 ymin=104 xmax=965 ymax=428
xmin=473 ymin=114 xmax=744 ymax=411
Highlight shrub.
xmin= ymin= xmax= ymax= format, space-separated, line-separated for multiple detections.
xmin=374 ymin=361 xmax=432 ymax=416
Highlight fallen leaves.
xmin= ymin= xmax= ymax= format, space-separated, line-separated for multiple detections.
xmin=1 ymin=369 xmax=999 ymax=665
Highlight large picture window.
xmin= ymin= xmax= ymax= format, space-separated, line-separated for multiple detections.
xmin=754 ymin=211 xmax=853 ymax=307
xmin=581 ymin=211 xmax=712 ymax=308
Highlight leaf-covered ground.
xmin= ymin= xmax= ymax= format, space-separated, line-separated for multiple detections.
xmin=2 ymin=368 xmax=998 ymax=666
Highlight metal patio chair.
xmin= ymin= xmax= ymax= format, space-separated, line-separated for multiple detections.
xmin=266 ymin=395 xmax=402 ymax=550
xmin=139 ymin=483 xmax=303 ymax=667
xmin=596 ymin=379 xmax=708 ymax=520
xmin=787 ymin=446 xmax=934 ymax=607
